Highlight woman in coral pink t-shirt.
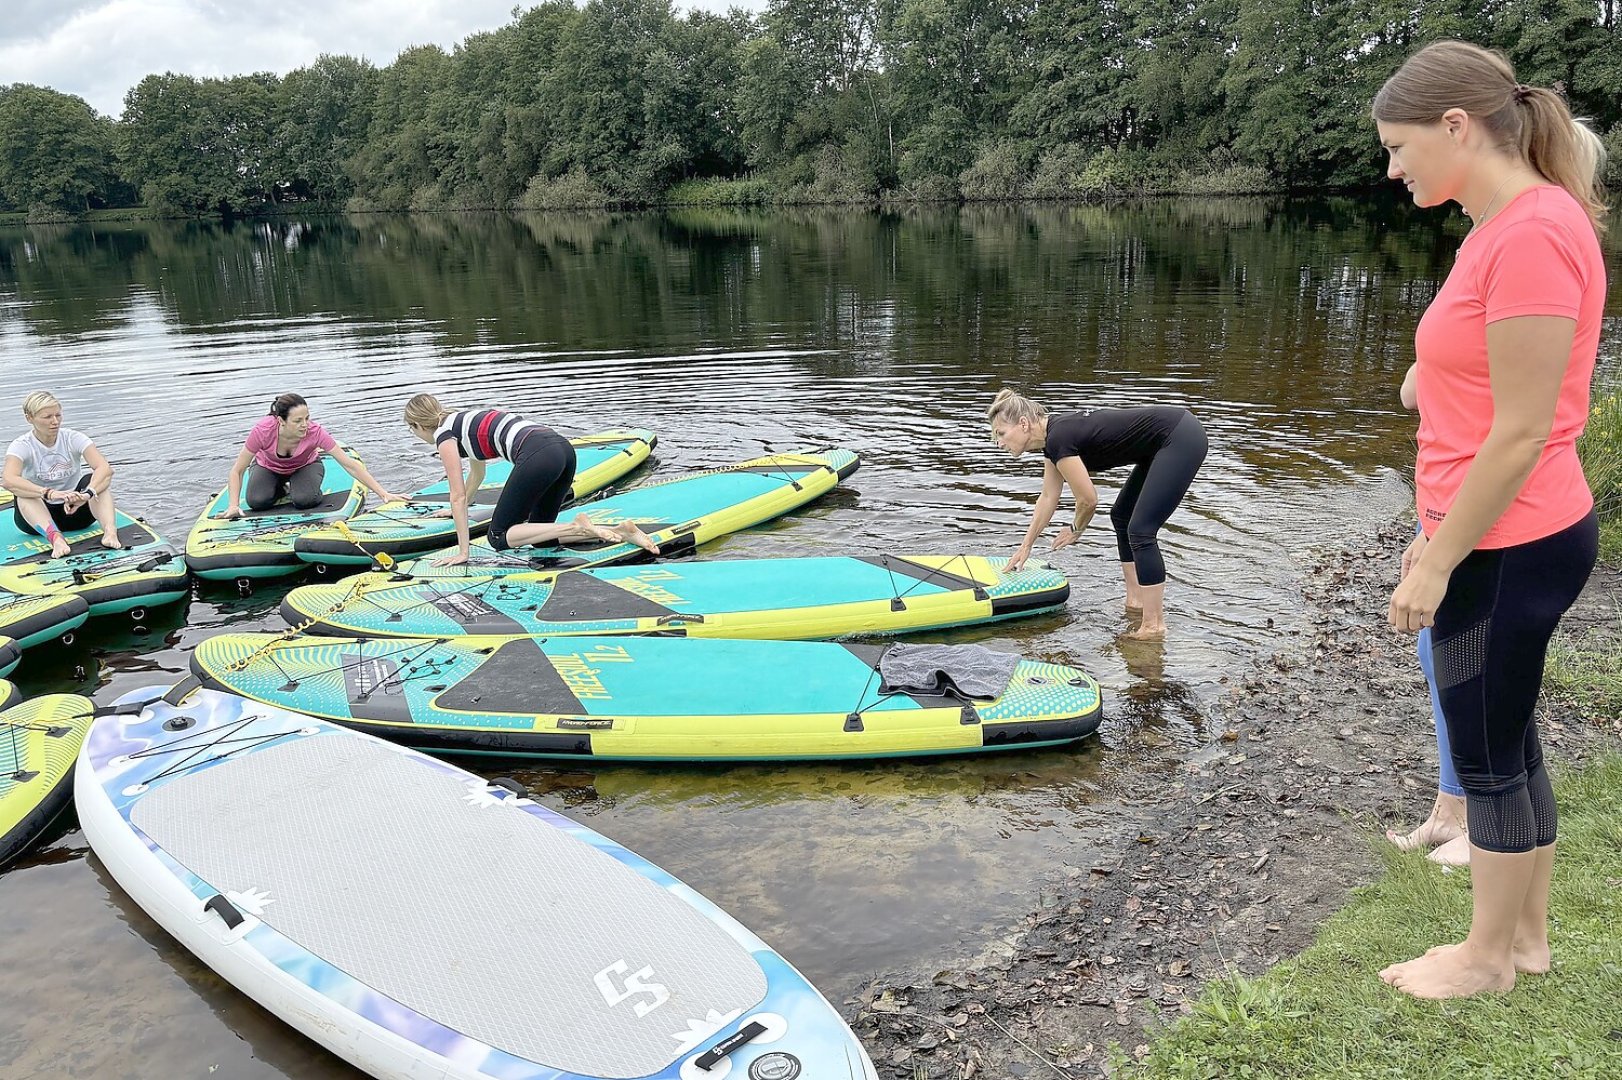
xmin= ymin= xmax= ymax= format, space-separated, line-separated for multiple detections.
xmin=217 ymin=393 xmax=402 ymax=519
xmin=1372 ymin=41 xmax=1607 ymax=1001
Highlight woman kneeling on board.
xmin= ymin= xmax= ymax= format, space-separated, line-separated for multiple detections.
xmin=402 ymin=394 xmax=659 ymax=568
xmin=4 ymin=391 xmax=123 ymax=559
xmin=988 ymin=389 xmax=1206 ymax=639
xmin=218 ymin=394 xmax=402 ymax=519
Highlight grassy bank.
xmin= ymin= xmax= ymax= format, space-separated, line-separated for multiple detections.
xmin=1123 ymin=754 xmax=1622 ymax=1079
xmin=1127 ymin=386 xmax=1622 ymax=1078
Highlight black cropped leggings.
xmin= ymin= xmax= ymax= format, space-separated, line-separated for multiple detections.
xmin=487 ymin=429 xmax=576 ymax=550
xmin=246 ymin=460 xmax=324 ymax=511
xmin=1108 ymin=412 xmax=1207 ymax=587
xmin=1431 ymin=511 xmax=1597 ymax=853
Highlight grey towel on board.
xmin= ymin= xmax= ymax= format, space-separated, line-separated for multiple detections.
xmin=878 ymin=643 xmax=1021 ymax=700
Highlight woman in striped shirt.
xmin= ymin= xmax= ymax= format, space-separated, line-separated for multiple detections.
xmin=403 ymin=394 xmax=658 ymax=567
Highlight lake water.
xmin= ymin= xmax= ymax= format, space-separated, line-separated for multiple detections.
xmin=2 ymin=201 xmax=1616 ymax=1077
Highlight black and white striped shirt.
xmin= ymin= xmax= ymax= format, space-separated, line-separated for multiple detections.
xmin=433 ymin=409 xmax=547 ymax=462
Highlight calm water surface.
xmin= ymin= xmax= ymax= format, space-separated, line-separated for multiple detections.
xmin=2 ymin=201 xmax=1617 ymax=1078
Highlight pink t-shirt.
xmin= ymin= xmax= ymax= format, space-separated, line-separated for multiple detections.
xmin=244 ymin=415 xmax=336 ymax=475
xmin=1413 ymin=185 xmax=1606 ymax=549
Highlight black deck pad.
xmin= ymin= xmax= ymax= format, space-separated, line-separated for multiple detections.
xmin=404 ymin=488 xmax=505 ymax=507
xmin=16 ymin=523 xmax=157 ymax=565
xmin=856 ymin=556 xmax=982 ymax=592
xmin=534 ymin=572 xmax=676 ymax=622
xmin=434 ymin=638 xmax=587 ymax=716
xmin=239 ymin=492 xmax=350 ymax=518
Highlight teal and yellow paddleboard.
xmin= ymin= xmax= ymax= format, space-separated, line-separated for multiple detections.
xmin=394 ymin=449 xmax=860 ymax=579
xmin=292 ymin=429 xmax=656 ymax=567
xmin=1 ymin=693 xmax=94 ymax=866
xmin=0 ymin=492 xmax=188 ymax=617
xmin=0 ymin=587 xmax=89 ymax=650
xmin=281 ymin=554 xmax=1069 ymax=640
xmin=185 ymin=449 xmax=368 ymax=581
xmin=189 ymin=632 xmax=1101 ymax=762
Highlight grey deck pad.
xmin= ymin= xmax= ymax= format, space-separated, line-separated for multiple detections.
xmin=130 ymin=733 xmax=766 ymax=1077
xmin=879 ymin=643 xmax=1020 ymax=699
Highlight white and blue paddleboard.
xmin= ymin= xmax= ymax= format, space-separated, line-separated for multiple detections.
xmin=77 ymin=685 xmax=877 ymax=1080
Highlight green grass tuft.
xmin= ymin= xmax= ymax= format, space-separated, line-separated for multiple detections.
xmin=1124 ymin=757 xmax=1622 ymax=1079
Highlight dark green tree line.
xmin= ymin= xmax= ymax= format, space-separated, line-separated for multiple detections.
xmin=3 ymin=0 xmax=1621 ymax=217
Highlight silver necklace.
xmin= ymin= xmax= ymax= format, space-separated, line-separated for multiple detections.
xmin=1467 ymin=169 xmax=1525 ymax=229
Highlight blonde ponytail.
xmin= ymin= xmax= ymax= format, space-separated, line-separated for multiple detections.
xmin=986 ymin=389 xmax=1047 ymax=427
xmin=403 ymin=393 xmax=451 ymax=431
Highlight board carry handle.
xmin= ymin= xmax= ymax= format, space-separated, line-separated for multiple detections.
xmin=694 ymin=1020 xmax=770 ymax=1070
xmin=491 ymin=777 xmax=530 ymax=798
xmin=204 ymin=894 xmax=245 ymax=930
xmin=162 ymin=675 xmax=204 ymax=707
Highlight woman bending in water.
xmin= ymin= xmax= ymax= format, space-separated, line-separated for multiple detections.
xmin=402 ymin=394 xmax=659 ymax=567
xmin=988 ymin=389 xmax=1206 ymax=638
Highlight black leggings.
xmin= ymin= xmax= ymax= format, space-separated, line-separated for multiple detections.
xmin=1432 ymin=511 xmax=1597 ymax=853
xmin=13 ymin=473 xmax=94 ymax=535
xmin=1108 ymin=412 xmax=1207 ymax=587
xmin=246 ymin=461 xmax=325 ymax=511
xmin=487 ymin=429 xmax=576 ymax=550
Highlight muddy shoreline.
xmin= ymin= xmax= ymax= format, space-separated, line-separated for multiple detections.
xmin=850 ymin=513 xmax=1622 ymax=1077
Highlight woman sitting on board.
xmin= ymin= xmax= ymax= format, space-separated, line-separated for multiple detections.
xmin=988 ymin=388 xmax=1206 ymax=639
xmin=3 ymin=391 xmax=123 ymax=559
xmin=218 ymin=394 xmax=401 ymax=519
xmin=402 ymin=394 xmax=659 ymax=568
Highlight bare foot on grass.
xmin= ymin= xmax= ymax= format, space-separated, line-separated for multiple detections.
xmin=1387 ymin=816 xmax=1465 ymax=852
xmin=1427 ymin=834 xmax=1471 ymax=867
xmin=1379 ymin=941 xmax=1514 ymax=999
xmin=1511 ymin=936 xmax=1551 ymax=975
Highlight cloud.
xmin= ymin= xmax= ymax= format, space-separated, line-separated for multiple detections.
xmin=0 ymin=0 xmax=761 ymax=119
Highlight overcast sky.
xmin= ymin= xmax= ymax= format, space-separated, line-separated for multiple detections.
xmin=1 ymin=0 xmax=763 ymax=118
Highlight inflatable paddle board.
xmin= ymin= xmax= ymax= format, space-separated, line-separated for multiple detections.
xmin=394 ymin=449 xmax=860 ymax=579
xmin=0 ymin=678 xmax=15 ymax=710
xmin=0 ymin=586 xmax=90 ymax=649
xmin=280 ymin=554 xmax=1070 ymax=640
xmin=184 ymin=448 xmax=368 ymax=581
xmin=1 ymin=692 xmax=94 ymax=867
xmin=293 ymin=430 xmax=657 ymax=567
xmin=0 ymin=492 xmax=188 ymax=616
xmin=78 ymin=685 xmax=879 ymax=1079
xmin=190 ymin=632 xmax=1103 ymax=761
